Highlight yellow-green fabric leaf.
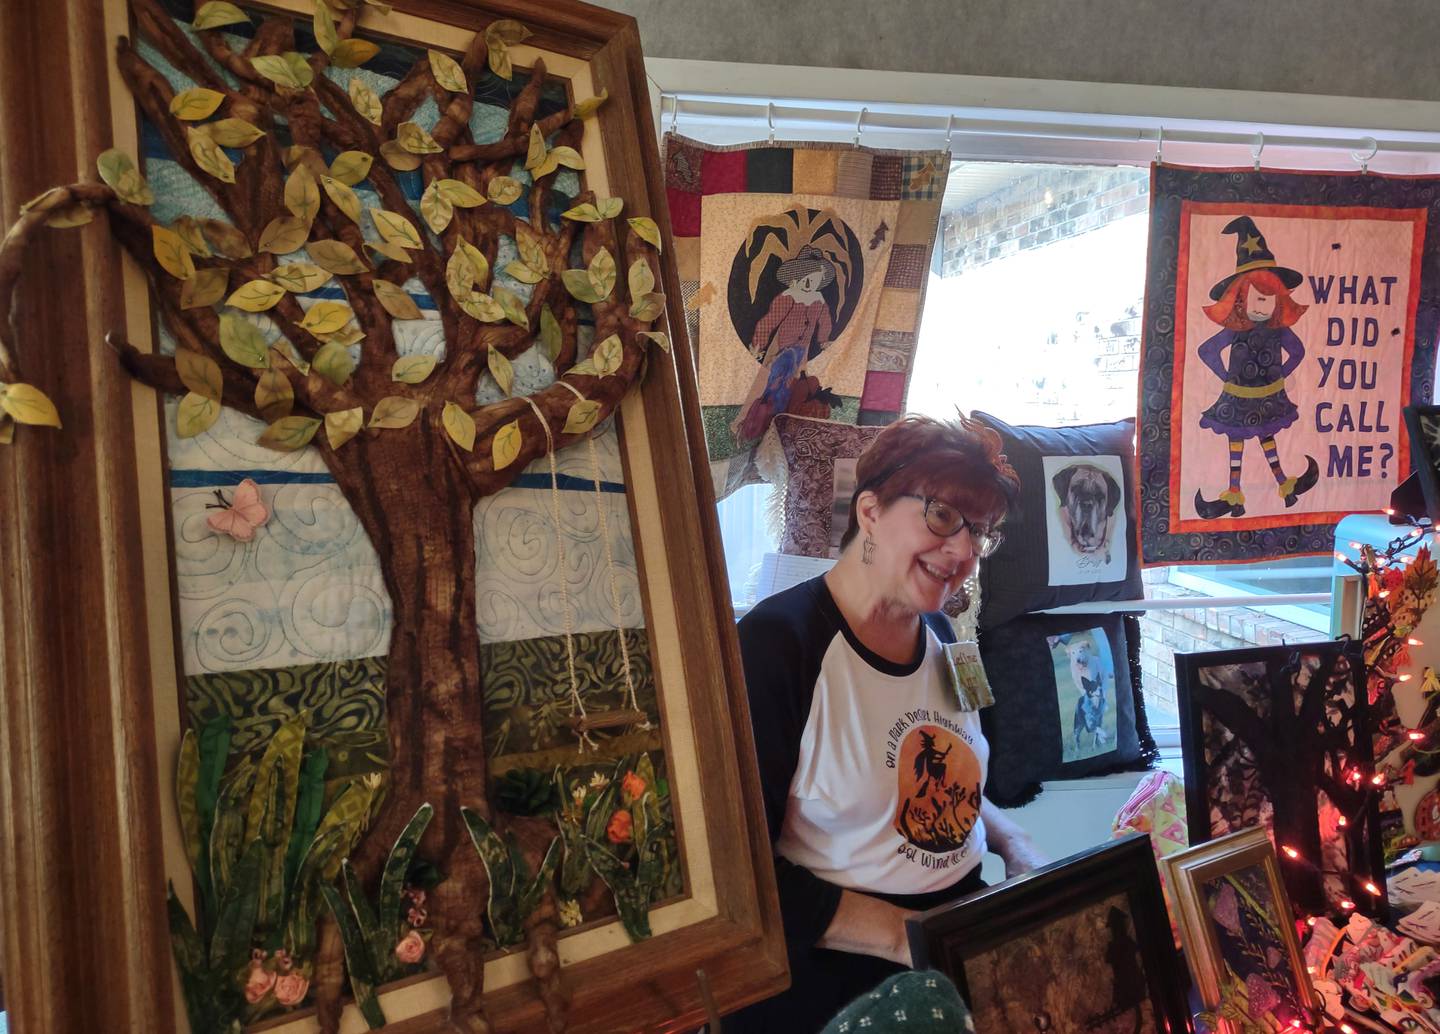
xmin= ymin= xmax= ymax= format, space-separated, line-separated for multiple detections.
xmin=325 ymin=407 xmax=363 ymax=449
xmin=269 ymin=263 xmax=331 ymax=293
xmin=329 ymin=38 xmax=379 ymax=69
xmin=97 ymin=149 xmax=154 ymax=205
xmin=420 ymin=181 xmax=454 ymax=234
xmin=592 ymin=334 xmax=623 ymax=376
xmin=176 ymin=391 xmax=220 ymax=438
xmin=589 ymin=248 xmax=617 ymax=298
xmin=549 ymin=146 xmax=586 ymax=171
xmin=442 ymin=402 xmax=475 ymax=452
xmin=628 ymin=216 xmax=662 ymax=251
xmin=560 ymin=202 xmax=601 ymax=223
xmin=176 ymin=349 xmax=224 ymax=399
xmin=391 ymin=354 xmax=437 ymax=383
xmin=428 ymin=49 xmax=467 ymax=92
xmin=193 ymin=1 xmax=249 ymax=30
xmin=307 ymin=239 xmax=368 ymax=275
xmin=639 ymin=330 xmax=671 ymax=353
xmin=436 ymin=179 xmax=486 ymax=208
xmin=503 ymin=261 xmax=543 ymax=284
xmin=299 ymin=301 xmax=354 ymax=336
xmin=514 ymin=223 xmax=547 ymax=273
xmin=379 ymin=140 xmax=422 ymax=171
xmin=285 ymin=165 xmax=321 ymax=224
xmin=486 ymin=177 xmax=522 ymax=205
xmin=311 ymin=341 xmax=355 ymax=385
xmin=254 ymin=368 xmax=295 ymax=422
xmin=175 ymin=215 xmax=212 ymax=256
xmin=369 ymin=238 xmax=413 ymax=265
xmin=218 ymin=313 xmax=271 ymax=367
xmin=169 ymin=87 xmax=225 ymax=121
xmin=573 ymin=89 xmax=608 ymax=119
xmin=563 ymin=398 xmax=600 ymax=435
xmin=539 ymin=305 xmax=562 ymax=362
xmin=258 ymin=415 xmax=321 ymax=452
xmin=630 ymin=292 xmax=666 ymax=322
xmin=43 ymin=208 xmax=93 ymax=229
xmin=0 ymin=383 xmax=61 ymax=427
xmin=312 ymin=1 xmax=339 ymax=55
xmin=349 ymin=78 xmax=382 ymax=125
xmin=492 ymin=418 xmax=522 ymax=469
xmin=202 ymin=219 xmax=252 ymax=259
xmin=459 ymin=292 xmax=504 ymax=323
xmin=487 ymin=348 xmax=514 ymax=395
xmin=226 ymin=279 xmax=286 ymax=312
xmin=562 ymin=268 xmax=601 ymax=303
xmin=373 ymin=280 xmax=424 ymax=320
xmin=493 ymin=286 xmax=528 ymax=328
xmin=397 ymin=121 xmax=443 ymax=155
xmin=252 ymin=53 xmax=313 ymax=90
xmin=370 ymin=209 xmax=423 ymax=249
xmin=180 ymin=267 xmax=229 ymax=309
xmin=597 ymin=196 xmax=623 ymax=220
xmin=369 ymin=396 xmax=421 ymax=429
xmin=487 ymin=18 xmax=532 ymax=44
xmin=205 ymin=118 xmax=266 ymax=148
xmin=258 ymin=215 xmax=310 ymax=255
xmin=328 ymin=150 xmax=373 ymax=186
xmin=152 ymin=225 xmax=196 ymax=280
xmin=525 ymin=124 xmax=547 ymax=171
xmin=486 ymin=39 xmax=513 ymax=81
xmin=628 ymin=258 xmax=655 ymax=300
xmin=459 ymin=240 xmax=490 ymax=284
xmin=320 ymin=175 xmax=362 ymax=224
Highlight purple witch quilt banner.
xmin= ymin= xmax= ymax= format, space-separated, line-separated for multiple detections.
xmin=663 ymin=134 xmax=949 ymax=499
xmin=1139 ymin=164 xmax=1440 ymax=564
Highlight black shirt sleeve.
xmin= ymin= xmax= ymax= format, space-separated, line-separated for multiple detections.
xmin=736 ymin=580 xmax=845 ymax=947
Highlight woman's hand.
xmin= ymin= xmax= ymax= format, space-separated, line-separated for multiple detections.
xmin=1001 ymin=839 xmax=1049 ymax=879
xmin=818 ymin=890 xmax=917 ymax=967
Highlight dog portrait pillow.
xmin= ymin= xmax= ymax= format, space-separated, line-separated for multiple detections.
xmin=979 ymin=612 xmax=1158 ymax=807
xmin=974 ymin=413 xmax=1142 ymax=629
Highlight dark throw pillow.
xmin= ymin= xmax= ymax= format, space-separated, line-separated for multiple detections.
xmin=979 ymin=612 xmax=1159 ymax=807
xmin=973 ymin=413 xmax=1142 ymax=630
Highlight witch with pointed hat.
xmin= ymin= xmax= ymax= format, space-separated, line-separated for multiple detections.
xmin=1193 ymin=216 xmax=1321 ymax=519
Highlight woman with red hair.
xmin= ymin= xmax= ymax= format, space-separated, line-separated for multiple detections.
xmin=1193 ymin=216 xmax=1320 ymax=519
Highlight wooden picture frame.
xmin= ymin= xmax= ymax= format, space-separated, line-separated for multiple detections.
xmin=0 ymin=1 xmax=786 ymax=1032
xmin=1177 ymin=640 xmax=1388 ymax=922
xmin=1164 ymin=827 xmax=1320 ymax=1033
xmin=905 ymin=833 xmax=1191 ymax=1033
xmin=1404 ymin=404 xmax=1440 ymax=522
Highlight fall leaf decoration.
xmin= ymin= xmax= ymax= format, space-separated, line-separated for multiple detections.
xmin=0 ymin=4 xmax=676 ymax=1032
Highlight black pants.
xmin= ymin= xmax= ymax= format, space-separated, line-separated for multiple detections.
xmin=724 ymin=866 xmax=986 ymax=1034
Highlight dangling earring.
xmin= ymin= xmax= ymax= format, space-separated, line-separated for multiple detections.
xmin=862 ymin=534 xmax=875 ymax=565
xmin=943 ymin=585 xmax=972 ymax=617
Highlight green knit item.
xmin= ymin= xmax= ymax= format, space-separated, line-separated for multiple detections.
xmin=820 ymin=971 xmax=975 ymax=1033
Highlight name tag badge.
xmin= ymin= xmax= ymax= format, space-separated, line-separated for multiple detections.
xmin=943 ymin=640 xmax=994 ymax=712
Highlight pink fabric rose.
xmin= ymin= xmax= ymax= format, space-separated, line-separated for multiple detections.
xmin=274 ymin=971 xmax=309 ymax=1007
xmin=243 ymin=962 xmax=277 ymax=1004
xmin=395 ymin=929 xmax=426 ymax=965
xmin=1211 ymin=882 xmax=1242 ymax=937
xmin=1245 ymin=972 xmax=1282 ymax=1019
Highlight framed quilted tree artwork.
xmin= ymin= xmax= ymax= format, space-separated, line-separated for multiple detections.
xmin=0 ymin=0 xmax=784 ymax=1032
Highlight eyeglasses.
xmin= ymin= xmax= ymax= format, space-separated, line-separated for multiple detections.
xmin=901 ymin=494 xmax=1004 ymax=557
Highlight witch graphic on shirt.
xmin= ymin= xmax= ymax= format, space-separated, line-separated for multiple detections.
xmin=1193 ymin=216 xmax=1321 ymax=519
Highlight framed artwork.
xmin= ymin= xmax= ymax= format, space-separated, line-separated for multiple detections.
xmin=0 ymin=1 xmax=785 ymax=1032
xmin=1404 ymin=404 xmax=1440 ymax=522
xmin=1177 ymin=640 xmax=1387 ymax=921
xmin=1165 ymin=826 xmax=1321 ymax=1033
xmin=905 ymin=834 xmax=1191 ymax=1033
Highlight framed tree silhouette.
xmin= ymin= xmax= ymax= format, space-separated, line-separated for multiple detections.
xmin=1177 ymin=640 xmax=1387 ymax=923
xmin=0 ymin=0 xmax=784 ymax=1031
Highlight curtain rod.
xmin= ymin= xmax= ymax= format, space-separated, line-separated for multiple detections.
xmin=657 ymin=93 xmax=1440 ymax=158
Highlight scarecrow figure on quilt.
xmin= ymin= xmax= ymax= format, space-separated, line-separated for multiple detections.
xmin=731 ymin=244 xmax=844 ymax=445
xmin=1194 ymin=216 xmax=1321 ymax=519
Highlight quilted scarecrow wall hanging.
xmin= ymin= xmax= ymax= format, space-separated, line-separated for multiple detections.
xmin=0 ymin=0 xmax=783 ymax=1031
xmin=1138 ymin=164 xmax=1440 ymax=564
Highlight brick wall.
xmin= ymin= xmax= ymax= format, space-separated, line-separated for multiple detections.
xmin=1136 ymin=569 xmax=1327 ymax=726
xmin=939 ymin=166 xmax=1149 ymax=278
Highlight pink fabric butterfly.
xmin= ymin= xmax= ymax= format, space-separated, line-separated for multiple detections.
xmin=205 ymin=478 xmax=271 ymax=541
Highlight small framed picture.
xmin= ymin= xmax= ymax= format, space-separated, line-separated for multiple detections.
xmin=906 ymin=834 xmax=1190 ymax=1033
xmin=1165 ymin=826 xmax=1321 ymax=1033
xmin=1403 ymin=404 xmax=1440 ymax=522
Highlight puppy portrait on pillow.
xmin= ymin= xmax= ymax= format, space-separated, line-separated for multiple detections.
xmin=1040 ymin=454 xmax=1129 ymax=587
